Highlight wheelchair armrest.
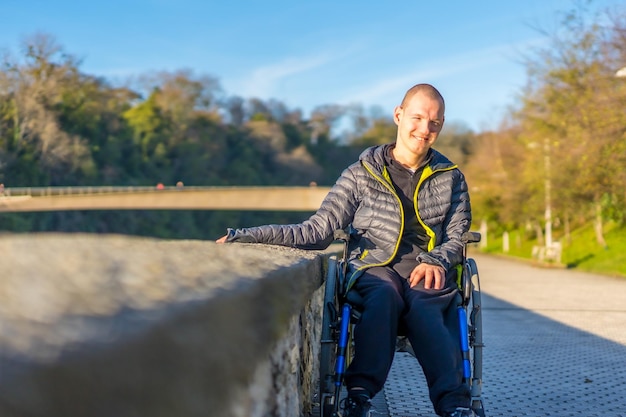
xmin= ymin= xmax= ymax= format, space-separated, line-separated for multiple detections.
xmin=334 ymin=229 xmax=350 ymax=241
xmin=462 ymin=231 xmax=481 ymax=244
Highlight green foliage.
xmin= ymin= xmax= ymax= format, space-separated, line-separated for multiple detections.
xmin=349 ymin=117 xmax=396 ymax=147
xmin=467 ymin=4 xmax=626 ymax=260
xmin=0 ymin=34 xmax=361 ymax=239
xmin=484 ymin=222 xmax=626 ymax=278
xmin=1 ymin=1 xmax=626 ymax=282
xmin=561 ymin=222 xmax=626 ymax=277
xmin=433 ymin=121 xmax=476 ymax=166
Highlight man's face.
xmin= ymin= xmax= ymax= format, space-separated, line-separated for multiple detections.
xmin=393 ymin=92 xmax=445 ymax=159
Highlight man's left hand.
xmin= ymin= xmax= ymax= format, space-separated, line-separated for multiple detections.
xmin=409 ymin=263 xmax=446 ymax=290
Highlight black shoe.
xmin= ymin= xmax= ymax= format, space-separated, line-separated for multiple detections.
xmin=340 ymin=393 xmax=372 ymax=417
xmin=444 ymin=407 xmax=475 ymax=417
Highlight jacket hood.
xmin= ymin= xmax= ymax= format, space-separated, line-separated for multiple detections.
xmin=358 ymin=144 xmax=387 ymax=173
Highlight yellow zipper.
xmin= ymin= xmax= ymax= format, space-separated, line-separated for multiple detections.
xmin=344 ymin=162 xmax=404 ymax=292
xmin=345 ymin=160 xmax=458 ymax=292
xmin=413 ymin=165 xmax=458 ymax=251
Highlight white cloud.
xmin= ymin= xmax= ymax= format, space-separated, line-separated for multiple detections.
xmin=235 ymin=52 xmax=336 ymax=99
xmin=339 ymin=38 xmax=544 ymax=108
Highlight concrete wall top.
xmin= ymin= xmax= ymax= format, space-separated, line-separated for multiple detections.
xmin=0 ymin=233 xmax=327 ymax=417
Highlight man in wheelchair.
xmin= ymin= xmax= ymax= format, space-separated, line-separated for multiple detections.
xmin=217 ymin=83 xmax=475 ymax=417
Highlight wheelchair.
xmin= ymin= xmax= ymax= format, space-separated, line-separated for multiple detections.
xmin=318 ymin=231 xmax=486 ymax=417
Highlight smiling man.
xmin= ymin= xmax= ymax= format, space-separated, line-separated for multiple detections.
xmin=217 ymin=83 xmax=473 ymax=417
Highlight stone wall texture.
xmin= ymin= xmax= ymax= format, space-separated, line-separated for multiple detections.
xmin=0 ymin=233 xmax=328 ymax=417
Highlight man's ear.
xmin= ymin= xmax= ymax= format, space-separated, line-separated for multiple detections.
xmin=393 ymin=106 xmax=402 ymax=125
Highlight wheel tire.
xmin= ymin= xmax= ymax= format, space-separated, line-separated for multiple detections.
xmin=467 ymin=258 xmax=484 ymax=407
xmin=319 ymin=256 xmax=339 ymax=417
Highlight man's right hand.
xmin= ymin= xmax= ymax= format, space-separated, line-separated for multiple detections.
xmin=216 ymin=235 xmax=228 ymax=244
xmin=409 ymin=263 xmax=446 ymax=290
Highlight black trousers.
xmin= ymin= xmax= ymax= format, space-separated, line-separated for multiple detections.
xmin=344 ymin=266 xmax=470 ymax=416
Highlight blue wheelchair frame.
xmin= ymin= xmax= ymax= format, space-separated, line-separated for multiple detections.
xmin=318 ymin=231 xmax=486 ymax=417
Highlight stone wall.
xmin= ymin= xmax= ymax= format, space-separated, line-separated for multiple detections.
xmin=0 ymin=233 xmax=329 ymax=417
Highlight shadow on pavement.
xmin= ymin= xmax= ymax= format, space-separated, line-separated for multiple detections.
xmin=383 ymin=292 xmax=626 ymax=417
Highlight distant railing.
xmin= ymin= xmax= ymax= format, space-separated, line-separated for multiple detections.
xmin=1 ymin=185 xmax=203 ymax=197
xmin=0 ymin=185 xmax=331 ymax=212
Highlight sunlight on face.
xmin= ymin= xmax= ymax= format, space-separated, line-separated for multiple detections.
xmin=393 ymin=92 xmax=445 ymax=165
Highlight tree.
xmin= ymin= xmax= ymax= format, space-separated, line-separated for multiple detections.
xmin=309 ymin=104 xmax=345 ymax=145
xmin=517 ymin=3 xmax=626 ymax=247
xmin=433 ymin=121 xmax=476 ymax=167
xmin=464 ymin=123 xmax=533 ymax=233
xmin=0 ymin=33 xmax=94 ymax=185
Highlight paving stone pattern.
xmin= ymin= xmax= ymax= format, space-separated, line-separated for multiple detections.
xmin=379 ymin=254 xmax=626 ymax=417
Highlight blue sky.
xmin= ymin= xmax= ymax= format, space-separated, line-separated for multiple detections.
xmin=1 ymin=0 xmax=624 ymax=132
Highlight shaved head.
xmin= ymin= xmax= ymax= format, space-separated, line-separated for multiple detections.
xmin=400 ymin=83 xmax=445 ymax=113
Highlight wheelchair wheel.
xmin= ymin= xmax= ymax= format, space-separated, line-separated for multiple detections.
xmin=466 ymin=258 xmax=486 ymax=417
xmin=319 ymin=256 xmax=339 ymax=417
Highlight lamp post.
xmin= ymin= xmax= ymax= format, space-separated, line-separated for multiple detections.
xmin=543 ymin=138 xmax=553 ymax=250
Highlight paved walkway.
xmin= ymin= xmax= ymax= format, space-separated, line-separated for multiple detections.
xmin=380 ymin=253 xmax=626 ymax=417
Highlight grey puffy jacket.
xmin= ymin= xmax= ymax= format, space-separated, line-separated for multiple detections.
xmin=225 ymin=144 xmax=471 ymax=291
